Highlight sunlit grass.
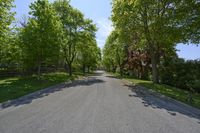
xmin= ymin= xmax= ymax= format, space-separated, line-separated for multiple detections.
xmin=111 ymin=72 xmax=200 ymax=109
xmin=0 ymin=72 xmax=79 ymax=103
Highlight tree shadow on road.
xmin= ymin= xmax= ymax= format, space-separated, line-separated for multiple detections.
xmin=65 ymin=77 xmax=105 ymax=87
xmin=125 ymin=84 xmax=200 ymax=122
xmin=105 ymin=75 xmax=122 ymax=79
xmin=0 ymin=78 xmax=105 ymax=110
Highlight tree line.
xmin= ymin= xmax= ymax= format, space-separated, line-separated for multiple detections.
xmin=103 ymin=0 xmax=200 ymax=92
xmin=0 ymin=0 xmax=101 ymax=78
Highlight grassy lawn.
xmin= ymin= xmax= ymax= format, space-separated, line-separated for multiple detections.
xmin=0 ymin=72 xmax=81 ymax=103
xmin=111 ymin=73 xmax=200 ymax=109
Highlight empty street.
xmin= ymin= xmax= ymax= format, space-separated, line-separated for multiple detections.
xmin=0 ymin=71 xmax=200 ymax=133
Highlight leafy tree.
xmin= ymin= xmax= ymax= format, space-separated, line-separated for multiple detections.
xmin=76 ymin=22 xmax=99 ymax=74
xmin=53 ymin=0 xmax=97 ymax=76
xmin=77 ymin=37 xmax=100 ymax=74
xmin=0 ymin=0 xmax=15 ymax=67
xmin=111 ymin=0 xmax=200 ymax=83
xmin=160 ymin=56 xmax=200 ymax=93
xmin=2 ymin=30 xmax=22 ymax=69
xmin=103 ymin=30 xmax=127 ymax=76
xmin=126 ymin=49 xmax=151 ymax=79
xmin=103 ymin=37 xmax=117 ymax=72
xmin=20 ymin=0 xmax=62 ymax=78
xmin=1 ymin=0 xmax=100 ymax=78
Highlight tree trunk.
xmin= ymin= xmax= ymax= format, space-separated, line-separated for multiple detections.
xmin=120 ymin=66 xmax=123 ymax=77
xmin=68 ymin=63 xmax=72 ymax=76
xmin=108 ymin=67 xmax=110 ymax=72
xmin=37 ymin=62 xmax=41 ymax=80
xmin=112 ymin=66 xmax=116 ymax=73
xmin=88 ymin=66 xmax=90 ymax=73
xmin=64 ymin=62 xmax=68 ymax=72
xmin=142 ymin=4 xmax=159 ymax=83
xmin=82 ymin=64 xmax=86 ymax=75
xmin=151 ymin=52 xmax=159 ymax=83
xmin=139 ymin=61 xmax=144 ymax=79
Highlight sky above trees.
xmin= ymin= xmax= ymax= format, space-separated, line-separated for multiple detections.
xmin=13 ymin=0 xmax=200 ymax=60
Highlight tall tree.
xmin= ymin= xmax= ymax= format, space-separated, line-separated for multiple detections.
xmin=53 ymin=0 xmax=96 ymax=76
xmin=111 ymin=0 xmax=200 ymax=83
xmin=103 ymin=30 xmax=127 ymax=76
xmin=20 ymin=0 xmax=62 ymax=78
xmin=78 ymin=36 xmax=100 ymax=74
xmin=0 ymin=0 xmax=15 ymax=66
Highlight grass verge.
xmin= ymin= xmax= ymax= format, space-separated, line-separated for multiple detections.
xmin=0 ymin=72 xmax=81 ymax=103
xmin=111 ymin=73 xmax=200 ymax=109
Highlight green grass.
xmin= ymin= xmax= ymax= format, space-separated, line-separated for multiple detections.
xmin=111 ymin=73 xmax=200 ymax=109
xmin=0 ymin=72 xmax=81 ymax=103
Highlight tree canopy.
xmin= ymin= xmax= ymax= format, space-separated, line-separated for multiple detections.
xmin=0 ymin=0 xmax=15 ymax=66
xmin=53 ymin=0 xmax=97 ymax=76
xmin=0 ymin=0 xmax=100 ymax=78
xmin=104 ymin=0 xmax=200 ymax=83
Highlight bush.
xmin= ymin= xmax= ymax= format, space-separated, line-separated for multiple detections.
xmin=160 ymin=58 xmax=200 ymax=93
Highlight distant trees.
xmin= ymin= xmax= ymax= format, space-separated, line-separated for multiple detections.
xmin=53 ymin=0 xmax=97 ymax=76
xmin=103 ymin=0 xmax=200 ymax=83
xmin=0 ymin=0 xmax=100 ymax=78
xmin=78 ymin=37 xmax=101 ymax=74
xmin=103 ymin=30 xmax=127 ymax=76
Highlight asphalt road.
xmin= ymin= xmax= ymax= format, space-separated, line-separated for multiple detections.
xmin=0 ymin=71 xmax=200 ymax=133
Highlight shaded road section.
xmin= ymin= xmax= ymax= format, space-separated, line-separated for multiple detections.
xmin=0 ymin=71 xmax=200 ymax=133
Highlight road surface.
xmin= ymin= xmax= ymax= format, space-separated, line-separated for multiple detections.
xmin=0 ymin=71 xmax=200 ymax=133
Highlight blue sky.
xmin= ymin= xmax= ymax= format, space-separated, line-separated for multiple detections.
xmin=13 ymin=0 xmax=200 ymax=60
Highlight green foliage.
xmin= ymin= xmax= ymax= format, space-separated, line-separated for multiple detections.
xmin=53 ymin=0 xmax=98 ymax=76
xmin=1 ymin=0 xmax=100 ymax=79
xmin=0 ymin=0 xmax=15 ymax=66
xmin=160 ymin=57 xmax=200 ymax=93
xmin=0 ymin=0 xmax=100 ymax=102
xmin=0 ymin=0 xmax=15 ymax=42
xmin=0 ymin=30 xmax=22 ymax=70
xmin=20 ymin=0 xmax=63 ymax=76
xmin=103 ymin=30 xmax=127 ymax=75
xmin=77 ymin=37 xmax=100 ymax=73
xmin=111 ymin=0 xmax=200 ymax=83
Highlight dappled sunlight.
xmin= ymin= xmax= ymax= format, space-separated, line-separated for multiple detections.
xmin=0 ymin=73 xmax=71 ymax=103
xmin=0 ymin=78 xmax=19 ymax=85
xmin=126 ymin=84 xmax=200 ymax=121
xmin=0 ymin=74 xmax=105 ymax=109
xmin=124 ymin=78 xmax=200 ymax=109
